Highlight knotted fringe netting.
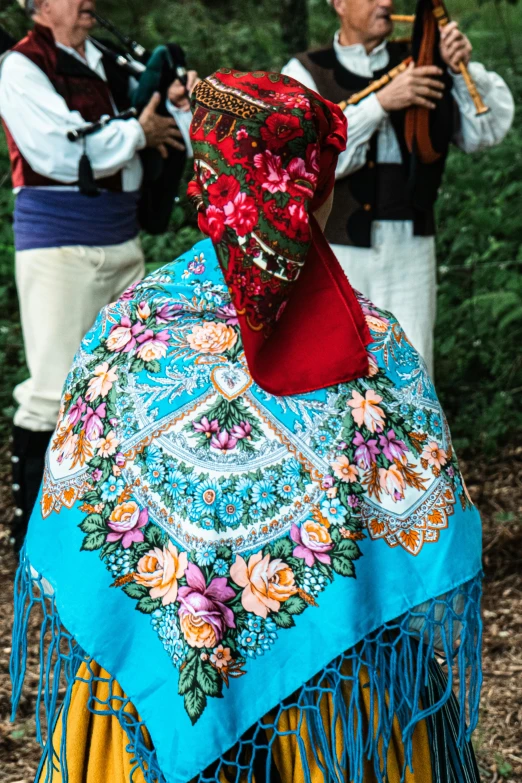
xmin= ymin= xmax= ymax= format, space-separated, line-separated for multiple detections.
xmin=11 ymin=550 xmax=482 ymax=783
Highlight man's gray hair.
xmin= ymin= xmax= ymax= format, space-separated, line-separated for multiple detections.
xmin=17 ymin=0 xmax=38 ymax=15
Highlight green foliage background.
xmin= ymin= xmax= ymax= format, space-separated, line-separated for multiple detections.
xmin=0 ymin=0 xmax=520 ymax=454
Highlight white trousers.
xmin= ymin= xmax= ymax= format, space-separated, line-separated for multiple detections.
xmin=14 ymin=238 xmax=145 ymax=432
xmin=332 ymin=221 xmax=437 ymax=376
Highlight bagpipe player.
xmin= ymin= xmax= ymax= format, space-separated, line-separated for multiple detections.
xmin=0 ymin=0 xmax=198 ymax=551
xmin=282 ymin=0 xmax=514 ymax=376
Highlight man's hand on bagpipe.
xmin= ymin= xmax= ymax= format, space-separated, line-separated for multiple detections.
xmin=63 ymin=11 xmax=203 ymax=160
xmin=438 ymin=20 xmax=472 ymax=74
xmin=344 ymin=0 xmax=488 ymax=117
xmin=168 ymin=69 xmax=199 ymax=112
xmin=138 ymin=91 xmax=185 ymax=158
xmin=375 ymin=60 xmax=445 ymax=112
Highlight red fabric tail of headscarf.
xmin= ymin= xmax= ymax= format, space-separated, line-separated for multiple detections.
xmin=189 ymin=70 xmax=370 ymax=396
xmin=245 ymin=218 xmax=371 ymax=395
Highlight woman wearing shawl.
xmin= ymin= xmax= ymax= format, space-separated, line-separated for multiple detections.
xmin=12 ymin=70 xmax=482 ymax=783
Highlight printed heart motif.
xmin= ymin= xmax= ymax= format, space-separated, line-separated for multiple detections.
xmin=211 ymin=364 xmax=252 ymax=401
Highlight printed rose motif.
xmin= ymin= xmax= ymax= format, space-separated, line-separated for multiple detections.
xmin=279 ymin=93 xmax=312 ymax=113
xmin=331 ymin=455 xmax=359 ymax=483
xmin=136 ymin=329 xmax=170 ymax=362
xmin=348 ymin=389 xmax=386 ymax=433
xmin=67 ymin=396 xmax=86 ymax=426
xmin=353 ymin=431 xmax=380 ymax=470
xmin=156 ymin=303 xmax=182 ymax=324
xmin=288 ymin=201 xmax=308 ymax=234
xmin=260 ymin=112 xmax=304 ymax=150
xmin=230 ymin=551 xmax=296 ymax=618
xmin=253 ymin=150 xmax=290 ymax=194
xmin=379 ymin=430 xmax=408 ymax=464
xmin=201 ymin=205 xmax=226 ymax=243
xmin=208 ymin=174 xmax=240 ymax=209
xmin=178 ymin=563 xmax=235 ymax=648
xmin=422 ymin=441 xmax=448 ymax=470
xmin=135 ymin=542 xmax=188 ymax=605
xmin=216 ymin=303 xmax=239 ymax=326
xmin=82 ymin=402 xmax=106 ymax=442
xmin=287 ymin=157 xmax=317 ymax=197
xmin=210 ymin=645 xmax=232 ymax=669
xmin=379 ymin=464 xmax=406 ymax=501
xmin=186 ymin=321 xmax=237 ymax=355
xmin=107 ymin=501 xmax=148 ymax=548
xmin=291 ymin=521 xmax=333 ymax=567
xmin=97 ymin=430 xmax=119 ymax=459
xmin=86 ymin=362 xmax=118 ymax=402
xmin=223 ymin=192 xmax=259 ymax=237
xmin=106 ymin=317 xmax=145 ymax=354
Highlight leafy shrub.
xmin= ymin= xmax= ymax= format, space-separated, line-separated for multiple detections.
xmin=0 ymin=0 xmax=520 ymax=457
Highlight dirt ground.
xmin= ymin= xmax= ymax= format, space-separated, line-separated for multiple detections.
xmin=0 ymin=442 xmax=521 ymax=783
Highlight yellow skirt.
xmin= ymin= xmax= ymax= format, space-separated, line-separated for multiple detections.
xmin=40 ymin=661 xmax=432 ymax=783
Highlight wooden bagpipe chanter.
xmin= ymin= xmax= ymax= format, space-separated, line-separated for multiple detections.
xmin=340 ymin=0 xmax=489 ymax=119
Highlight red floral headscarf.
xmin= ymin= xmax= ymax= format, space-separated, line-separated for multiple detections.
xmin=188 ymin=69 xmax=370 ymax=395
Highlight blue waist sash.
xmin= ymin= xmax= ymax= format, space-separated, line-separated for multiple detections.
xmin=14 ymin=188 xmax=140 ymax=251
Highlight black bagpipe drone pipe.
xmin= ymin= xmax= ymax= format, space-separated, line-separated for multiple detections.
xmin=68 ymin=11 xmax=190 ymax=233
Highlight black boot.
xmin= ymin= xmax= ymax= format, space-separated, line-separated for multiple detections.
xmin=10 ymin=426 xmax=54 ymax=553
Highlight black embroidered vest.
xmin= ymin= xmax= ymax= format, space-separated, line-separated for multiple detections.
xmin=296 ymin=42 xmax=457 ymax=247
xmin=5 ymin=23 xmax=131 ymax=192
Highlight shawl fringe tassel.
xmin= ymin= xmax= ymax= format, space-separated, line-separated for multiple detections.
xmin=11 ymin=549 xmax=482 ymax=783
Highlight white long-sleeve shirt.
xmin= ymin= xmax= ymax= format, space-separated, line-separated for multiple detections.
xmin=282 ymin=34 xmax=514 ymax=377
xmin=282 ymin=33 xmax=514 ymax=179
xmin=0 ymin=39 xmax=147 ymax=191
xmin=0 ymin=39 xmax=193 ymax=191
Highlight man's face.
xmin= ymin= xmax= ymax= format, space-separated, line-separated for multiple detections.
xmin=334 ymin=0 xmax=394 ymax=44
xmin=39 ymin=0 xmax=96 ymax=34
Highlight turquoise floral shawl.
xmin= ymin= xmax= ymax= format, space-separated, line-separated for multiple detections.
xmin=12 ymin=239 xmax=482 ymax=783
